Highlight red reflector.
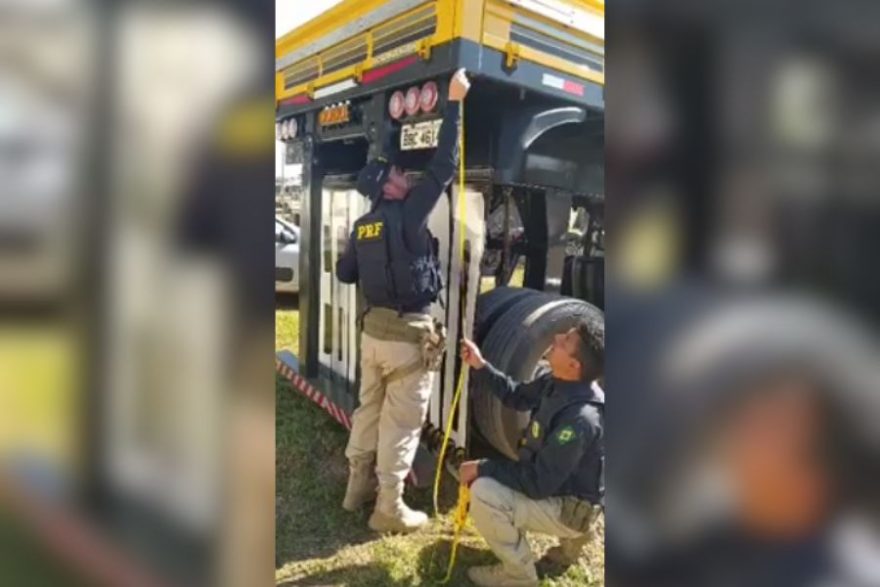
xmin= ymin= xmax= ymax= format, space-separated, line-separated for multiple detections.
xmin=281 ymin=94 xmax=311 ymax=106
xmin=563 ymin=80 xmax=584 ymax=96
xmin=362 ymin=55 xmax=419 ymax=85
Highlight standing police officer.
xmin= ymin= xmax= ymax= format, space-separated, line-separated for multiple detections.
xmin=458 ymin=321 xmax=605 ymax=587
xmin=336 ymin=69 xmax=471 ymax=533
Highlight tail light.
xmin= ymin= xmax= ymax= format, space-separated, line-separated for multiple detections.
xmin=420 ymin=81 xmax=439 ymax=112
xmin=404 ymin=86 xmax=421 ymax=116
xmin=275 ymin=122 xmax=282 ymax=140
xmin=288 ymin=117 xmax=298 ymax=138
xmin=389 ymin=91 xmax=406 ymax=120
xmin=280 ymin=120 xmax=290 ymax=140
xmin=319 ymin=104 xmax=351 ymax=126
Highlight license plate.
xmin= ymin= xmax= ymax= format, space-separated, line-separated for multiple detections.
xmin=400 ymin=119 xmax=443 ymax=151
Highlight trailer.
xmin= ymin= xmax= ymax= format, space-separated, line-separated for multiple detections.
xmin=276 ymin=0 xmax=605 ymax=483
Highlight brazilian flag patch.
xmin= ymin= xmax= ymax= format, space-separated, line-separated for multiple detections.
xmin=556 ymin=426 xmax=577 ymax=445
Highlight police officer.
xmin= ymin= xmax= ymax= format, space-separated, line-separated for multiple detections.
xmin=458 ymin=320 xmax=605 ymax=587
xmin=336 ymin=68 xmax=471 ymax=533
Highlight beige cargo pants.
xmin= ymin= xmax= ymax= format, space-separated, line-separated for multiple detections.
xmin=470 ymin=477 xmax=594 ymax=580
xmin=345 ymin=331 xmax=434 ymax=488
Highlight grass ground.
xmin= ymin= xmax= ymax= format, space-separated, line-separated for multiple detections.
xmin=275 ymin=298 xmax=603 ymax=586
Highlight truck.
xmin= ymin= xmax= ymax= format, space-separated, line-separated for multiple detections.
xmin=275 ymin=0 xmax=605 ymax=483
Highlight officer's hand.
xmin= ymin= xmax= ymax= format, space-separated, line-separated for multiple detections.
xmin=460 ymin=338 xmax=486 ymax=370
xmin=448 ymin=68 xmax=471 ymax=102
xmin=459 ymin=460 xmax=480 ymax=486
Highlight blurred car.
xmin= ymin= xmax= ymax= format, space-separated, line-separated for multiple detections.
xmin=275 ymin=216 xmax=299 ymax=293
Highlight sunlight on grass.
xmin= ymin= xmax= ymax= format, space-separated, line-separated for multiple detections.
xmin=276 ymin=307 xmax=300 ymax=355
xmin=0 ymin=325 xmax=78 ymax=471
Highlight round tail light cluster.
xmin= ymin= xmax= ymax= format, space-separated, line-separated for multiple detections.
xmin=389 ymin=81 xmax=440 ymax=120
xmin=277 ymin=118 xmax=298 ymax=140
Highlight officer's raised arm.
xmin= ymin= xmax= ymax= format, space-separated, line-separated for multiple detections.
xmin=335 ymin=228 xmax=358 ymax=284
xmin=404 ymin=68 xmax=470 ymax=232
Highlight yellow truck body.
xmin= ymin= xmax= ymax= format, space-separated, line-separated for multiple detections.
xmin=276 ymin=0 xmax=604 ymax=105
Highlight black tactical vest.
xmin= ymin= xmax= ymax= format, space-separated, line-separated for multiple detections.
xmin=352 ymin=202 xmax=442 ymax=311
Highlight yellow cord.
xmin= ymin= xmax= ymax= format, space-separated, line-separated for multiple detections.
xmin=441 ymin=483 xmax=471 ymax=584
xmin=432 ymin=99 xmax=468 ymax=517
xmin=430 ymin=99 xmax=471 ymax=585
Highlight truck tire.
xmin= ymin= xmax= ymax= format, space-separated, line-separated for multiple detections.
xmin=474 ymin=286 xmax=537 ymax=344
xmin=472 ymin=291 xmax=604 ymax=459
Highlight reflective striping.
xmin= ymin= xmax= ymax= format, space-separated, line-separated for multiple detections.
xmin=541 ymin=72 xmax=585 ymax=96
xmin=280 ymin=94 xmax=312 ymax=107
xmin=362 ymin=54 xmax=419 ymax=84
xmin=314 ymin=79 xmax=359 ymax=100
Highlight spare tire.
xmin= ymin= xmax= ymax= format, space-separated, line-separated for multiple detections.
xmin=472 ymin=290 xmax=604 ymax=459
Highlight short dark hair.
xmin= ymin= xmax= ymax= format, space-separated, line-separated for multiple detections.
xmin=575 ymin=318 xmax=604 ymax=382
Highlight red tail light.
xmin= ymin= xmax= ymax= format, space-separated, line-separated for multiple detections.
xmin=420 ymin=81 xmax=439 ymax=112
xmin=404 ymin=86 xmax=421 ymax=116
xmin=389 ymin=90 xmax=406 ymax=120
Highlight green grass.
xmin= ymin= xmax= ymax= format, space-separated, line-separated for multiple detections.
xmin=275 ymin=305 xmax=604 ymax=586
xmin=275 ymin=297 xmax=300 ymax=355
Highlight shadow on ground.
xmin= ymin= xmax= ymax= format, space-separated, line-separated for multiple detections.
xmin=276 ymin=374 xmax=462 ymax=567
xmin=416 ymin=541 xmax=494 ymax=586
xmin=278 ymin=542 xmax=492 ymax=587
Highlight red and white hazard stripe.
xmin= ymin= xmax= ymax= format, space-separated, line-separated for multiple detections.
xmin=541 ymin=72 xmax=585 ymax=97
xmin=276 ymin=360 xmax=352 ymax=430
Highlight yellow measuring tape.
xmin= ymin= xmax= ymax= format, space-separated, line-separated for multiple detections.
xmin=431 ymin=97 xmax=470 ymax=583
xmin=432 ymin=98 xmax=467 ymax=515
xmin=441 ymin=483 xmax=471 ymax=584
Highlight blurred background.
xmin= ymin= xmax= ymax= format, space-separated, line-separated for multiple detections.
xmin=5 ymin=0 xmax=880 ymax=585
xmin=0 ymin=1 xmax=274 ymax=586
xmin=606 ymin=1 xmax=880 ymax=586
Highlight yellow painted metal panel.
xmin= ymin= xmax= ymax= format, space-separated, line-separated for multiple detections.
xmin=454 ymin=0 xmax=486 ymax=42
xmin=483 ymin=35 xmax=604 ymax=85
xmin=435 ymin=0 xmax=458 ymax=43
xmin=275 ymin=0 xmax=605 ymax=103
xmin=482 ymin=9 xmax=513 ymax=48
xmin=485 ymin=0 xmax=603 ymax=46
xmin=483 ymin=0 xmax=603 ymax=84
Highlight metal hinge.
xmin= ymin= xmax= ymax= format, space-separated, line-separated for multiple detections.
xmin=418 ymin=39 xmax=432 ymax=61
xmin=504 ymin=41 xmax=521 ymax=69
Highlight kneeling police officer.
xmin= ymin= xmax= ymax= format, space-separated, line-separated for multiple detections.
xmin=336 ymin=68 xmax=471 ymax=533
xmin=459 ymin=321 xmax=605 ymax=587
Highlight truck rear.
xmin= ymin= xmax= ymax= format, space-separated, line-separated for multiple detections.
xmin=276 ymin=0 xmax=604 ymax=481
